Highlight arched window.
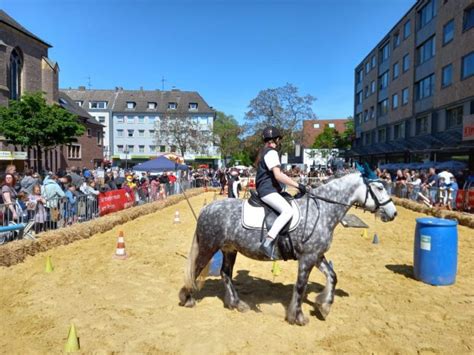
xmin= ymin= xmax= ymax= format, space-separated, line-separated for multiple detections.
xmin=9 ymin=49 xmax=22 ymax=100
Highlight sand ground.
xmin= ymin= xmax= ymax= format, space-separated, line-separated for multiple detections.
xmin=0 ymin=192 xmax=473 ymax=354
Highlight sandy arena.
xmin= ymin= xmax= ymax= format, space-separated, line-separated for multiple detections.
xmin=1 ymin=192 xmax=473 ymax=354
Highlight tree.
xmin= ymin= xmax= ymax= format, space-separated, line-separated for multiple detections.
xmin=213 ymin=111 xmax=242 ymax=166
xmin=336 ymin=117 xmax=354 ymax=149
xmin=156 ymin=114 xmax=212 ymax=158
xmin=0 ymin=92 xmax=85 ymax=172
xmin=312 ymin=126 xmax=339 ymax=149
xmin=245 ymin=83 xmax=316 ymax=154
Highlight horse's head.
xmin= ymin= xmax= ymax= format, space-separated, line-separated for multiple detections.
xmin=354 ymin=163 xmax=397 ymax=222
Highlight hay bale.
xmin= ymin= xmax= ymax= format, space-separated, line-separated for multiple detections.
xmin=0 ymin=188 xmax=205 ymax=267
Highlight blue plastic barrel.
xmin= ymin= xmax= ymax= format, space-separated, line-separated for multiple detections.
xmin=209 ymin=250 xmax=223 ymax=276
xmin=414 ymin=217 xmax=458 ymax=286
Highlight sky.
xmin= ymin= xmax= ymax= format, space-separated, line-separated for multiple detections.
xmin=2 ymin=0 xmax=415 ymax=122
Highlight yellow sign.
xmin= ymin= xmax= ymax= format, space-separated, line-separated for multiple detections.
xmin=0 ymin=151 xmax=28 ymax=160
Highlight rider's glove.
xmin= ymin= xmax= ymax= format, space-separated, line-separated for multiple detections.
xmin=298 ymin=183 xmax=307 ymax=196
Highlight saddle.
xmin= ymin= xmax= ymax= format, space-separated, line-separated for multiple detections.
xmin=241 ymin=190 xmax=301 ymax=260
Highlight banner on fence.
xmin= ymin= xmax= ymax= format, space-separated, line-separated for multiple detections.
xmin=456 ymin=189 xmax=474 ymax=210
xmin=98 ymin=190 xmax=134 ymax=216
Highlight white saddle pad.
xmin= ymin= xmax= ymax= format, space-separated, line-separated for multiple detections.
xmin=241 ymin=199 xmax=301 ymax=231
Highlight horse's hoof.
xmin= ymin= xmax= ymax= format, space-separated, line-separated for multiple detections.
xmin=316 ymin=302 xmax=331 ymax=320
xmin=287 ymin=312 xmax=308 ymax=326
xmin=183 ymin=297 xmax=196 ymax=308
xmin=236 ymin=301 xmax=250 ymax=313
xmin=179 ymin=288 xmax=196 ymax=308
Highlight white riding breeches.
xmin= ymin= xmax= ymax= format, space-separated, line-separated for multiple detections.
xmin=261 ymin=192 xmax=294 ymax=239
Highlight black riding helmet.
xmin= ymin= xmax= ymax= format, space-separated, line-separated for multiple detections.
xmin=262 ymin=126 xmax=282 ymax=142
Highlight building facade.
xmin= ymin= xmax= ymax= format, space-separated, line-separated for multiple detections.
xmin=0 ymin=10 xmax=104 ymax=171
xmin=64 ymin=87 xmax=218 ymax=167
xmin=351 ymin=0 xmax=474 ymax=169
xmin=303 ymin=118 xmax=349 ymax=147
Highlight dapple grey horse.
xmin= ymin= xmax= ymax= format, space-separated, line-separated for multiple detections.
xmin=179 ymin=170 xmax=397 ymax=325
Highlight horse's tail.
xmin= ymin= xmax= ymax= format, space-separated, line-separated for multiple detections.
xmin=184 ymin=232 xmax=208 ymax=291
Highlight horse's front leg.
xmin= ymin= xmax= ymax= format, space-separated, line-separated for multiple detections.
xmin=315 ymin=255 xmax=337 ymax=319
xmin=286 ymin=256 xmax=316 ymax=326
xmin=221 ymin=251 xmax=249 ymax=312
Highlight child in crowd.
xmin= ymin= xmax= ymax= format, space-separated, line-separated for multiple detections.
xmin=64 ymin=184 xmax=77 ymax=226
xmin=28 ymin=184 xmax=46 ymax=234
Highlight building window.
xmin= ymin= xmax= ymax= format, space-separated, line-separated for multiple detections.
xmin=160 ymin=145 xmax=166 ymax=152
xmin=365 ymin=61 xmax=370 ymax=74
xmin=394 ymin=123 xmax=401 ymax=140
xmin=128 ymin=129 xmax=134 ymax=137
xmin=378 ymin=128 xmax=386 ymax=143
xmin=127 ymin=102 xmax=136 ymax=109
xmin=446 ymin=106 xmax=463 ymax=128
xmin=356 ymin=68 xmax=363 ymax=83
xmin=76 ymin=101 xmax=83 ymax=107
xmin=371 ymin=55 xmax=376 ymax=69
xmin=313 ymin=123 xmax=320 ymax=129
xmin=9 ymin=50 xmax=22 ymax=100
xmin=117 ymin=145 xmax=124 ymax=153
xmin=117 ymin=129 xmax=123 ymax=137
xmin=404 ymin=20 xmax=411 ymax=39
xmin=442 ymin=64 xmax=453 ymax=87
xmin=443 ymin=20 xmax=454 ymax=45
xmin=149 ymin=129 xmax=155 ymax=136
xmin=418 ymin=0 xmax=436 ymax=30
xmin=379 ymin=71 xmax=389 ymax=90
xmin=370 ymin=80 xmax=376 ymax=93
xmin=89 ymin=101 xmax=107 ymax=109
xmin=115 ymin=115 xmax=124 ymax=123
xmin=415 ymin=74 xmax=435 ymax=100
xmin=138 ymin=116 xmax=145 ymax=124
xmin=393 ymin=32 xmax=400 ymax=48
xmin=393 ymin=62 xmax=400 ymax=79
xmin=417 ymin=36 xmax=436 ymax=65
xmin=328 ymin=123 xmax=335 ymax=128
xmin=380 ymin=42 xmax=390 ymax=62
xmin=370 ymin=106 xmax=375 ymax=120
xmin=127 ymin=145 xmax=134 ymax=152
xmin=127 ymin=116 xmax=135 ymax=124
xmin=168 ymin=102 xmax=177 ymax=109
xmin=87 ymin=128 xmax=91 ymax=137
xmin=463 ymin=5 xmax=474 ymax=31
xmin=138 ymin=130 xmax=145 ymax=137
xmin=67 ymin=144 xmax=81 ymax=159
xmin=415 ymin=116 xmax=428 ymax=135
xmin=356 ymin=90 xmax=363 ymax=105
xmin=97 ymin=131 xmax=103 ymax=146
xmin=378 ymin=99 xmax=389 ymax=116
xmin=97 ymin=116 xmax=106 ymax=123
xmin=402 ymin=87 xmax=409 ymax=105
xmin=364 ymin=86 xmax=369 ymax=98
xmin=403 ymin=54 xmax=410 ymax=72
xmin=149 ymin=145 xmax=156 ymax=152
xmin=147 ymin=102 xmax=157 ymax=109
xmin=139 ymin=145 xmax=145 ymax=153
xmin=189 ymin=103 xmax=198 ymax=110
xmin=461 ymin=51 xmax=474 ymax=80
xmin=364 ymin=110 xmax=369 ymax=122
xmin=392 ymin=93 xmax=399 ymax=109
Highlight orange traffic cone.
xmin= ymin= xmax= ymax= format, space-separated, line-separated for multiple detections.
xmin=113 ymin=231 xmax=128 ymax=260
xmin=173 ymin=210 xmax=181 ymax=224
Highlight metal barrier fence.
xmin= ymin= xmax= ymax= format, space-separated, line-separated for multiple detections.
xmin=0 ymin=179 xmax=196 ymax=245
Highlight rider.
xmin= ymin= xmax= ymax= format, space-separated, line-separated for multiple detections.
xmin=257 ymin=126 xmax=307 ymax=259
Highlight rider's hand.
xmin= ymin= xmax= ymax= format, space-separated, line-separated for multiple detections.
xmin=298 ymin=183 xmax=307 ymax=196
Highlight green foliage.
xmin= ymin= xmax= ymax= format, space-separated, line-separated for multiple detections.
xmin=312 ymin=126 xmax=339 ymax=149
xmin=229 ymin=151 xmax=252 ymax=167
xmin=245 ymin=83 xmax=316 ymax=154
xmin=337 ymin=117 xmax=354 ymax=149
xmin=0 ymin=92 xmax=85 ymax=170
xmin=213 ymin=111 xmax=242 ymax=164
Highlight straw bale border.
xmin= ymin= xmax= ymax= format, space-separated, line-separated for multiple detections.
xmin=392 ymin=196 xmax=474 ymax=228
xmin=0 ymin=188 xmax=206 ymax=267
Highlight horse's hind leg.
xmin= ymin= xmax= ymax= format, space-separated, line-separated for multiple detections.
xmin=286 ymin=255 xmax=316 ymax=326
xmin=315 ymin=255 xmax=337 ymax=319
xmin=221 ymin=251 xmax=249 ymax=312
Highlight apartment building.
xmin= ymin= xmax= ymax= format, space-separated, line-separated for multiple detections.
xmin=64 ymin=87 xmax=218 ymax=167
xmin=351 ymin=0 xmax=474 ymax=169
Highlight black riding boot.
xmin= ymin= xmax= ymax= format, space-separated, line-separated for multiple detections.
xmin=259 ymin=237 xmax=276 ymax=260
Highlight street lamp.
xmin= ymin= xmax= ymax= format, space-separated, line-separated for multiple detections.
xmin=124 ymin=149 xmax=130 ymax=170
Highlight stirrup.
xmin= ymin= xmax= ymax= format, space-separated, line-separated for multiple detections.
xmin=259 ymin=239 xmax=276 ymax=260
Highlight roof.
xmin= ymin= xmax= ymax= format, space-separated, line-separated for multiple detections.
xmin=58 ymin=92 xmax=102 ymax=126
xmin=0 ymin=10 xmax=52 ymax=48
xmin=61 ymin=88 xmax=215 ymax=114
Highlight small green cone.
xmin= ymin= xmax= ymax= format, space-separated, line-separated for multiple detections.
xmin=45 ymin=256 xmax=54 ymax=273
xmin=64 ymin=323 xmax=80 ymax=352
xmin=271 ymin=261 xmax=281 ymax=277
